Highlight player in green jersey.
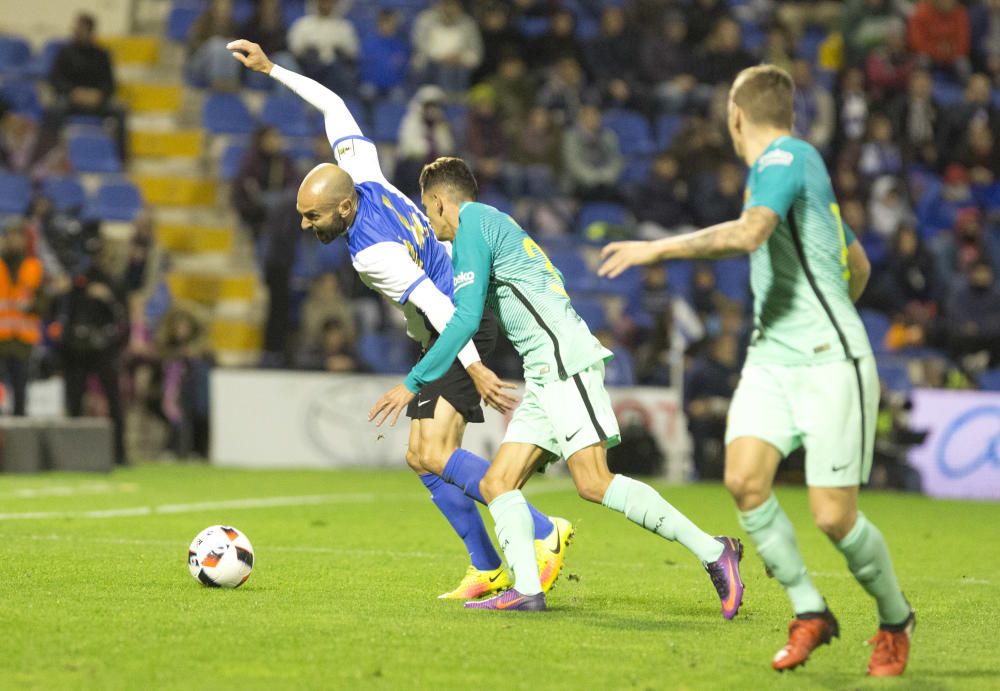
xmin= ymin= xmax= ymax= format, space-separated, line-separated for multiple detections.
xmin=370 ymin=157 xmax=745 ymax=614
xmin=599 ymin=65 xmax=914 ymax=676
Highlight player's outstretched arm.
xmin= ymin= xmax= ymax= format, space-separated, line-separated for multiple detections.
xmin=598 ymin=207 xmax=779 ymax=278
xmin=227 ymin=39 xmax=364 ymax=141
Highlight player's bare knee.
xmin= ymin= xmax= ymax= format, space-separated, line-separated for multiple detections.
xmin=724 ymin=468 xmax=764 ymax=506
xmin=404 ymin=447 xmax=424 ymax=473
xmin=416 ymin=443 xmax=452 ymax=476
xmin=813 ymin=508 xmax=855 ymax=542
xmin=572 ymin=468 xmax=613 ymax=503
xmin=479 ymin=474 xmax=510 ymax=504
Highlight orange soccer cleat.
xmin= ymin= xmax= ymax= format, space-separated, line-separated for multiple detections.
xmin=772 ymin=609 xmax=840 ymax=672
xmin=866 ymin=612 xmax=915 ymax=677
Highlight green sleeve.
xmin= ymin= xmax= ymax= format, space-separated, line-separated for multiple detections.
xmin=404 ymin=219 xmax=491 ymax=393
xmin=745 ymin=150 xmax=803 ymax=220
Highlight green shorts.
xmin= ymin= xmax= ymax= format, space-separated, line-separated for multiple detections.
xmin=503 ymin=361 xmax=622 ymax=463
xmin=725 ymin=354 xmax=879 ymax=487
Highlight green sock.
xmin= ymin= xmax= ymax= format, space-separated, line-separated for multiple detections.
xmin=739 ymin=494 xmax=827 ymax=615
xmin=601 ymin=474 xmax=724 ymax=563
xmin=835 ymin=513 xmax=911 ymax=626
xmin=488 ymin=490 xmax=542 ymax=596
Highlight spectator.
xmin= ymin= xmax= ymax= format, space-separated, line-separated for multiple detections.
xmin=411 ymin=0 xmax=483 ymax=93
xmin=969 ymin=0 xmax=1000 ymax=76
xmin=833 ymin=164 xmax=864 ymax=205
xmin=955 ymin=119 xmax=1000 ymax=185
xmin=238 ymin=0 xmax=297 ymax=72
xmin=778 ymin=0 xmax=844 ymax=39
xmin=868 ymin=176 xmax=916 ymax=239
xmin=842 ymin=198 xmax=888 ymax=271
xmin=859 ymin=113 xmax=904 ymax=179
xmin=186 ymin=0 xmax=242 ymax=90
xmin=259 ymin=196 xmax=301 ymax=367
xmin=690 ymin=263 xmax=735 ymax=335
xmin=596 ymin=327 xmax=636 ymax=387
xmin=536 ymin=57 xmax=590 ymax=126
xmin=694 ymin=18 xmax=756 ymax=90
xmin=24 ymin=196 xmax=96 ymax=279
xmin=692 ymin=161 xmax=745 ymax=228
xmin=908 ymin=0 xmax=971 ymax=82
xmin=887 ymin=69 xmax=939 ymax=167
xmin=685 ymin=334 xmax=740 ymax=479
xmin=512 ymin=105 xmax=562 ymax=177
xmin=394 ymin=85 xmax=456 ymax=197
xmin=299 ymin=272 xmax=357 ymax=355
xmin=62 ymin=243 xmax=130 ymax=465
xmin=933 ymin=207 xmax=996 ymax=284
xmin=473 ymin=4 xmax=523 ymax=84
xmin=359 ymin=9 xmax=410 ymax=100
xmin=296 ymin=317 xmax=362 ymax=372
xmin=287 ymin=0 xmax=359 ymax=95
xmin=684 ymin=0 xmax=731 ymax=48
xmin=464 ymin=84 xmax=508 ymax=194
xmin=791 ymin=58 xmax=836 ymax=153
xmin=865 ymin=19 xmax=916 ymax=100
xmin=0 ymin=223 xmax=43 ymax=416
xmin=671 ymin=117 xmax=732 ymax=179
xmin=155 ymin=305 xmax=212 ymax=458
xmin=639 ymin=13 xmax=700 ymax=114
xmin=47 ymin=13 xmax=127 ymax=160
xmin=842 ymin=0 xmax=902 ymax=65
xmin=585 ymin=7 xmax=636 ymax=89
xmin=231 ymin=126 xmax=297 ymax=240
xmin=630 ymin=152 xmax=694 ymax=237
xmin=762 ymin=25 xmax=795 ymax=74
xmin=562 ymin=104 xmax=624 ymax=201
xmin=938 ymin=73 xmax=998 ymax=154
xmin=874 ymin=222 xmax=941 ymax=313
xmin=488 ymin=54 xmax=537 ymax=126
xmin=530 ymin=9 xmax=583 ymax=70
xmin=834 ymin=67 xmax=870 ymax=155
xmin=943 ymin=259 xmax=1000 ymax=366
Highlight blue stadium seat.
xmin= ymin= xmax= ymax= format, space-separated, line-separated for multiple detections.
xmin=41 ymin=176 xmax=86 ymax=212
xmin=477 ymin=190 xmax=512 ymax=215
xmin=0 ymin=80 xmax=42 ymax=120
xmin=878 ymin=359 xmax=912 ymax=395
xmin=932 ymin=78 xmax=964 ymax=108
xmin=167 ymin=3 xmax=201 ymax=43
xmin=620 ymin=157 xmax=651 ymax=187
xmin=22 ymin=39 xmax=65 ymax=80
xmin=83 ymin=181 xmax=143 ymax=222
xmin=283 ymin=0 xmax=307 ymax=26
xmin=0 ymin=172 xmax=30 ymax=214
xmin=978 ymin=368 xmax=1000 ymax=391
xmin=0 ymin=35 xmax=30 ymax=76
xmin=860 ymin=309 xmax=891 ymax=352
xmin=371 ymin=100 xmax=407 ymax=143
xmin=67 ymin=132 xmax=122 ymax=173
xmin=341 ymin=96 xmax=368 ymax=131
xmin=202 ymin=93 xmax=255 ymax=135
xmin=517 ymin=16 xmax=550 ymax=39
xmin=798 ymin=27 xmax=827 ymax=62
xmin=260 ymin=93 xmax=313 ymax=137
xmin=603 ymin=109 xmax=655 ymax=157
xmin=655 ymin=114 xmax=683 ymax=150
xmin=546 ymin=249 xmax=590 ymax=291
xmin=666 ymin=260 xmax=694 ymax=300
xmin=740 ymin=22 xmax=766 ymax=54
xmin=714 ymin=257 xmax=750 ymax=304
xmin=219 ymin=143 xmax=248 ymax=180
xmin=573 ymin=297 xmax=609 ymax=332
xmin=578 ymin=202 xmax=628 ymax=231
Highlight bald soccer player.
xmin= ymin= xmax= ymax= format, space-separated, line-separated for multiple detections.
xmin=228 ymin=39 xmax=574 ymax=600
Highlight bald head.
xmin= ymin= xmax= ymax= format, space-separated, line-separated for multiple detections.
xmin=297 ymin=163 xmax=358 ymax=244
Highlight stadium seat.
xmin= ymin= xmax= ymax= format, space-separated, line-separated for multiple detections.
xmin=202 ymin=93 xmax=255 ymax=135
xmin=219 ymin=143 xmax=248 ymax=180
xmin=283 ymin=0 xmax=307 ymax=26
xmin=67 ymin=132 xmax=122 ymax=173
xmin=477 ymin=190 xmax=512 ymax=215
xmin=260 ymin=93 xmax=313 ymax=137
xmin=978 ymin=368 xmax=1000 ymax=391
xmin=573 ymin=297 xmax=609 ymax=332
xmin=578 ymin=202 xmax=628 ymax=231
xmin=666 ymin=259 xmax=694 ymax=300
xmin=22 ymin=39 xmax=65 ymax=80
xmin=0 ymin=80 xmax=42 ymax=120
xmin=0 ymin=172 xmax=30 ymax=214
xmin=340 ymin=96 xmax=367 ymax=131
xmin=546 ymin=249 xmax=592 ymax=293
xmin=83 ymin=181 xmax=143 ymax=222
xmin=603 ymin=109 xmax=655 ymax=157
xmin=860 ymin=309 xmax=891 ymax=352
xmin=655 ymin=114 xmax=683 ymax=150
xmin=371 ymin=100 xmax=406 ymax=143
xmin=740 ymin=22 xmax=766 ymax=54
xmin=0 ymin=35 xmax=30 ymax=76
xmin=620 ymin=157 xmax=651 ymax=187
xmin=166 ymin=3 xmax=201 ymax=43
xmin=931 ymin=78 xmax=964 ymax=108
xmin=41 ymin=176 xmax=87 ymax=212
xmin=798 ymin=27 xmax=827 ymax=62
xmin=714 ymin=257 xmax=750 ymax=304
xmin=517 ymin=16 xmax=550 ymax=39
xmin=878 ymin=359 xmax=912 ymax=394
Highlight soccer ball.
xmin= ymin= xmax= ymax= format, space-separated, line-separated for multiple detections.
xmin=188 ymin=525 xmax=254 ymax=588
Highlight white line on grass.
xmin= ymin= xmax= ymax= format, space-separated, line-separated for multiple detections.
xmin=0 ymin=493 xmax=377 ymax=521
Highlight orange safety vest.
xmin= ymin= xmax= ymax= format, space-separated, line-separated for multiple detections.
xmin=0 ymin=256 xmax=43 ymax=345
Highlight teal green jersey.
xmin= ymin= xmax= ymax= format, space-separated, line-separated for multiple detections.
xmin=404 ymin=202 xmax=611 ymax=392
xmin=743 ymin=135 xmax=872 ymax=366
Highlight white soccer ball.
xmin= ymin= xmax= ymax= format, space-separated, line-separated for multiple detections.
xmin=188 ymin=525 xmax=254 ymax=588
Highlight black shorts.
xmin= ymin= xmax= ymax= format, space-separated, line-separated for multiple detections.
xmin=406 ymin=310 xmax=498 ymax=423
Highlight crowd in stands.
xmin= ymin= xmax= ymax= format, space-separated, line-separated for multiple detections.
xmin=3 ymin=0 xmax=1000 ymax=476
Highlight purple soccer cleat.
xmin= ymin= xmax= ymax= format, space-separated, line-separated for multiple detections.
xmin=705 ymin=536 xmax=745 ymax=620
xmin=464 ymin=589 xmax=547 ymax=611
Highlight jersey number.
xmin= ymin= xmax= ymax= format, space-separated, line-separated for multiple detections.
xmin=382 ymin=194 xmax=430 ymax=268
xmin=522 ymin=239 xmax=568 ymax=297
xmin=830 ymin=203 xmax=851 ymax=282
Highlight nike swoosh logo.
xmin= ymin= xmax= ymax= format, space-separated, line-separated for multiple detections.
xmin=564 ymin=429 xmax=582 ymax=442
xmin=417 ymin=400 xmax=432 ymax=407
xmin=496 ymin=596 xmax=525 ymax=610
xmin=831 ymin=464 xmax=848 ymax=472
xmin=723 ymin=559 xmax=738 ymax=611
xmin=548 ymin=525 xmax=562 ymax=555
xmin=489 ymin=571 xmax=505 ymax=583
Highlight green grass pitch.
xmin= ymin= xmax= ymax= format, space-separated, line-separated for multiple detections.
xmin=1 ymin=465 xmax=998 ymax=690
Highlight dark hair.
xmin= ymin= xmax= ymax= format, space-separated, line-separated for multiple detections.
xmin=418 ymin=156 xmax=479 ymax=200
xmin=730 ymin=64 xmax=794 ymax=129
xmin=78 ymin=13 xmax=96 ymax=33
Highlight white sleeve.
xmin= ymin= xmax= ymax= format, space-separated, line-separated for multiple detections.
xmin=352 ymin=242 xmax=426 ymax=303
xmin=406 ymin=278 xmax=482 ymax=368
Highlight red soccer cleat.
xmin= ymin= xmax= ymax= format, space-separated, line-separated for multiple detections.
xmin=772 ymin=609 xmax=840 ymax=672
xmin=867 ymin=611 xmax=915 ymax=677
